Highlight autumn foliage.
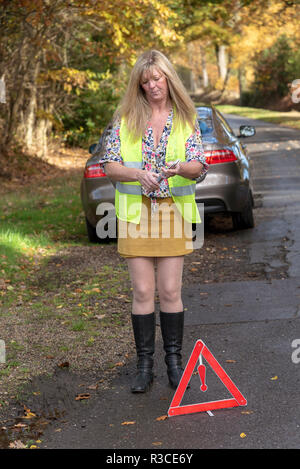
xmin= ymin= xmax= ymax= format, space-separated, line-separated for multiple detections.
xmin=0 ymin=0 xmax=299 ymax=157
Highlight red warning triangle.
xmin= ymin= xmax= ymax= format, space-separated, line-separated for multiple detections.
xmin=168 ymin=340 xmax=247 ymax=417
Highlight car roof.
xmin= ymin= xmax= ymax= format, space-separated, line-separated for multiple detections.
xmin=196 ymin=105 xmax=213 ymax=110
xmin=196 ymin=105 xmax=213 ymax=115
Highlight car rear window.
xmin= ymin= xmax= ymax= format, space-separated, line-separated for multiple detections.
xmin=196 ymin=107 xmax=214 ymax=137
xmin=198 ymin=117 xmax=214 ymax=136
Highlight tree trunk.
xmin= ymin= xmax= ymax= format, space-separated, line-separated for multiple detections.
xmin=200 ymin=45 xmax=209 ymax=88
xmin=187 ymin=43 xmax=198 ymax=93
xmin=4 ymin=37 xmax=30 ymax=145
xmin=220 ymin=53 xmax=232 ymax=96
xmin=35 ymin=99 xmax=54 ymax=158
xmin=238 ymin=67 xmax=243 ymax=105
xmin=35 ymin=118 xmax=48 ymax=158
xmin=216 ymin=44 xmax=228 ymax=82
xmin=24 ymin=59 xmax=41 ymax=151
xmin=6 ymin=86 xmax=25 ymax=145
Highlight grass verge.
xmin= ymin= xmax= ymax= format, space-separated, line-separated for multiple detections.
xmin=0 ymin=169 xmax=133 ymax=401
xmin=215 ymin=104 xmax=300 ymax=130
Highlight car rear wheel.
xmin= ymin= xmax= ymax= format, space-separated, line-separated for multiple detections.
xmin=85 ymin=217 xmax=99 ymax=243
xmin=85 ymin=216 xmax=118 ymax=243
xmin=232 ymin=191 xmax=255 ymax=230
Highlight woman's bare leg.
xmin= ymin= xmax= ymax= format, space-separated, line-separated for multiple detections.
xmin=156 ymin=256 xmax=184 ymax=312
xmin=126 ymin=257 xmax=156 ymax=315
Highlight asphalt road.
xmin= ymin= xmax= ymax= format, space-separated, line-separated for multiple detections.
xmin=32 ymin=115 xmax=300 ymax=452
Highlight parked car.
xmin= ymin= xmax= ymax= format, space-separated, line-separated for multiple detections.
xmin=80 ymin=105 xmax=256 ymax=242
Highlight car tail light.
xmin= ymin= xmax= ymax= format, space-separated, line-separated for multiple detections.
xmin=204 ymin=149 xmax=237 ymax=164
xmin=84 ymin=163 xmax=106 ymax=178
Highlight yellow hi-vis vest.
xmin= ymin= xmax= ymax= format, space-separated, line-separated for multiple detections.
xmin=115 ymin=116 xmax=201 ymax=224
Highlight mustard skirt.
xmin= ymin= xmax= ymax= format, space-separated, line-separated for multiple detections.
xmin=117 ymin=196 xmax=193 ymax=258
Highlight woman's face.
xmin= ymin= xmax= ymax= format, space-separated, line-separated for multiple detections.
xmin=140 ymin=67 xmax=169 ymax=104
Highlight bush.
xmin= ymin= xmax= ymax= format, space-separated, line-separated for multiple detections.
xmin=246 ymin=35 xmax=296 ymax=107
xmin=61 ymin=72 xmax=122 ymax=147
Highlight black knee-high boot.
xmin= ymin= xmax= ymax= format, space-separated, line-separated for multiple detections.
xmin=160 ymin=311 xmax=184 ymax=389
xmin=131 ymin=312 xmax=155 ymax=393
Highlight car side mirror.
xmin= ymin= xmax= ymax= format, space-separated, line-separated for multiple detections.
xmin=238 ymin=125 xmax=256 ymax=138
xmin=89 ymin=143 xmax=97 ymax=154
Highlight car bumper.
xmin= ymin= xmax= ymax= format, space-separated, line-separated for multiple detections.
xmin=196 ymin=182 xmax=250 ymax=213
xmin=196 ymin=162 xmax=250 ymax=213
xmin=81 ymin=164 xmax=250 ymax=227
xmin=81 ymin=178 xmax=115 ymax=226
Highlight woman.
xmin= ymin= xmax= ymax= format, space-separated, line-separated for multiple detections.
xmin=99 ymin=50 xmax=208 ymax=393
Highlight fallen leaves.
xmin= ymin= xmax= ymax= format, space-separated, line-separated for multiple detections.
xmin=22 ymin=405 xmax=36 ymax=419
xmin=85 ymin=287 xmax=101 ymax=294
xmin=13 ymin=422 xmax=27 ymax=429
xmin=120 ymin=414 xmax=168 ymax=427
xmin=95 ymin=314 xmax=106 ymax=320
xmin=75 ymin=393 xmax=91 ymax=401
xmin=0 ymin=278 xmax=15 ymax=291
xmin=87 ymin=384 xmax=98 ymax=390
xmin=114 ymin=362 xmax=124 ymax=367
xmin=9 ymin=440 xmax=27 ymax=449
xmin=156 ymin=415 xmax=168 ymax=421
xmin=57 ymin=361 xmax=70 ymax=368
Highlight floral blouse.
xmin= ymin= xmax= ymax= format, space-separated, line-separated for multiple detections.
xmin=99 ymin=108 xmax=209 ymax=212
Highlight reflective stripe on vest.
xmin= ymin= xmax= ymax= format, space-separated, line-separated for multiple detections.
xmin=123 ymin=161 xmax=143 ymax=169
xmin=170 ymin=184 xmax=196 ymax=197
xmin=116 ymin=182 xmax=142 ymax=195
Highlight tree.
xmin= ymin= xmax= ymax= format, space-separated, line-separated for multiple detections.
xmin=0 ymin=0 xmax=179 ymax=155
xmin=173 ymin=0 xmax=300 ymax=99
xmin=246 ymin=35 xmax=296 ymax=106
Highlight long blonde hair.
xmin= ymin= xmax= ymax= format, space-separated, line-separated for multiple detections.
xmin=115 ymin=50 xmax=196 ymax=139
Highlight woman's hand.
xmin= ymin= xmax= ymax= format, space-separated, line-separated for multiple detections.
xmin=137 ymin=169 xmax=160 ymax=193
xmin=161 ymin=161 xmax=181 ymax=179
xmin=105 ymin=163 xmax=160 ymax=192
xmin=162 ymin=160 xmax=204 ymax=180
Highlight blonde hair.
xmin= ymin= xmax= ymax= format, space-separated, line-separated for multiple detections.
xmin=114 ymin=50 xmax=196 ymax=139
